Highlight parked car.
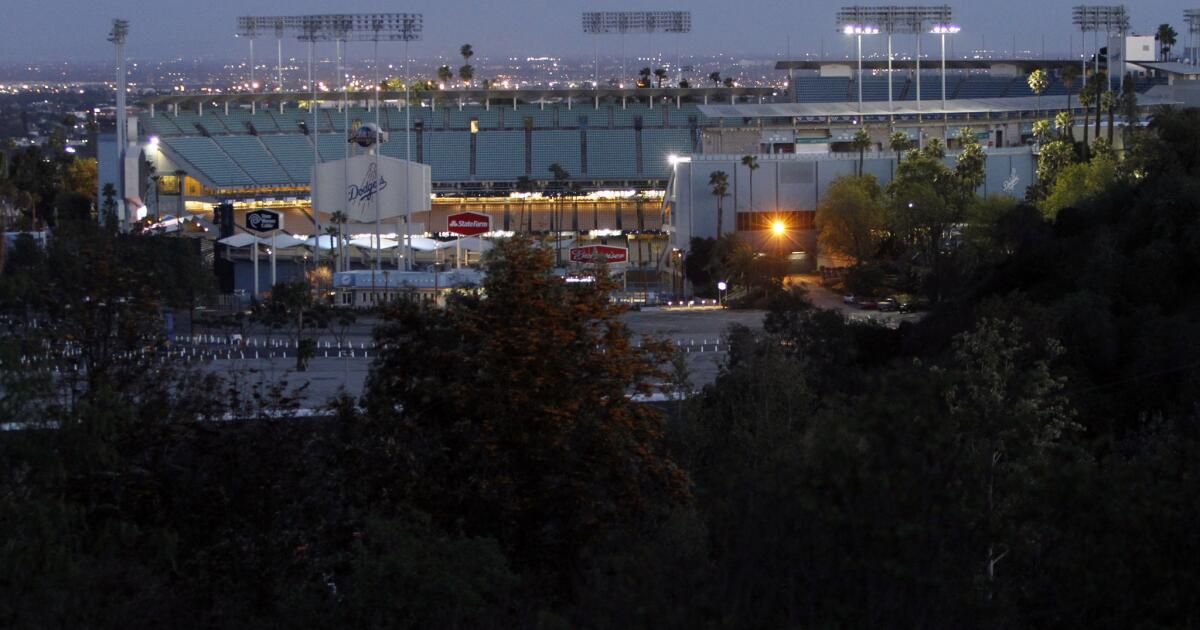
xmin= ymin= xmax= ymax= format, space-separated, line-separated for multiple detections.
xmin=878 ymin=298 xmax=898 ymax=312
xmin=842 ymin=294 xmax=857 ymax=305
xmin=857 ymin=299 xmax=879 ymax=310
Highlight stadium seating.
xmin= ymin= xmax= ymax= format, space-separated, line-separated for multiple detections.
xmin=793 ymin=77 xmax=851 ymax=103
xmin=161 ymin=136 xmax=250 ymax=187
xmin=586 ymin=129 xmax=637 ymax=179
xmin=640 ymin=129 xmax=693 ymax=179
xmin=422 ymin=131 xmax=472 ymax=180
xmin=260 ymin=134 xmax=315 ymax=182
xmin=213 ymin=136 xmax=292 ymax=185
xmin=475 ymin=131 xmax=526 ymax=179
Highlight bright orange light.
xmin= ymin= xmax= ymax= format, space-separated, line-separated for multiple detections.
xmin=772 ymin=221 xmax=786 ymax=236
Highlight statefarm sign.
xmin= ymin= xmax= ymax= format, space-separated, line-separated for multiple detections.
xmin=569 ymin=244 xmax=629 ymax=264
xmin=447 ymin=211 xmax=491 ymax=236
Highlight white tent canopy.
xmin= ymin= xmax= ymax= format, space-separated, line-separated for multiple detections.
xmin=262 ymin=234 xmax=308 ymax=249
xmin=217 ymin=233 xmax=259 ymax=248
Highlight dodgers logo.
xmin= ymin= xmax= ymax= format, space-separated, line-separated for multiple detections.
xmin=347 ymin=162 xmax=388 ymax=212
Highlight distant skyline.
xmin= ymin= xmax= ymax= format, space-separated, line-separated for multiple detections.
xmin=2 ymin=0 xmax=1194 ymax=64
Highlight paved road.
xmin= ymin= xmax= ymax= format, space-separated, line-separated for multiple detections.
xmin=186 ymin=307 xmax=767 ymax=406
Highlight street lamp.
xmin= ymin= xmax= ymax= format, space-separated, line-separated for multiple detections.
xmin=717 ymin=280 xmax=727 ymax=307
xmin=930 ymin=24 xmax=960 ymax=110
xmin=841 ymin=23 xmax=880 ymax=113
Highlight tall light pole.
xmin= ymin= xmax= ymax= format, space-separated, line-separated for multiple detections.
xmin=841 ymin=24 xmax=879 ymax=113
xmin=837 ymin=6 xmax=951 ymax=114
xmin=1185 ymin=10 xmax=1200 ymax=66
xmin=1073 ymin=5 xmax=1129 ymax=92
xmin=932 ymin=24 xmax=960 ymax=110
xmin=108 ymin=19 xmax=129 ymax=231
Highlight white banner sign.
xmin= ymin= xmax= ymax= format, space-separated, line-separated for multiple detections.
xmin=313 ymin=153 xmax=431 ymax=222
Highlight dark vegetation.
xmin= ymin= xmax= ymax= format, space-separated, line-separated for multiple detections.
xmin=3 ymin=109 xmax=1200 ymax=628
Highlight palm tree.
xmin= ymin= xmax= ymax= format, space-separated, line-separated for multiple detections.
xmin=889 ymin=130 xmax=913 ymax=164
xmin=723 ymin=77 xmax=735 ymax=88
xmin=1118 ymin=76 xmax=1139 ymax=146
xmin=437 ymin=65 xmax=453 ymax=88
xmin=679 ymin=78 xmax=691 ymax=89
xmin=1156 ymin=24 xmax=1178 ymax=61
xmin=709 ymin=71 xmax=721 ymax=87
xmin=851 ymin=127 xmax=872 ymax=176
xmin=1102 ymin=90 xmax=1118 ymax=145
xmin=458 ymin=64 xmax=474 ymax=87
xmin=1092 ymin=72 xmax=1106 ymax=143
xmin=709 ymin=170 xmax=730 ymax=238
xmin=739 ymin=155 xmax=759 ymax=216
xmin=1061 ymin=64 xmax=1080 ymax=114
xmin=1032 ymin=119 xmax=1053 ymax=145
xmin=329 ymin=210 xmax=348 ymax=270
xmin=1028 ymin=69 xmax=1049 ymax=117
xmin=638 ymin=67 xmax=652 ymax=88
xmin=548 ymin=164 xmax=569 ymax=265
xmin=1054 ymin=111 xmax=1074 ymax=140
xmin=515 ymin=175 xmax=533 ymax=233
xmin=1078 ymin=81 xmax=1095 ymax=157
xmin=654 ymin=68 xmax=668 ymax=88
xmin=460 ymin=43 xmax=474 ymax=65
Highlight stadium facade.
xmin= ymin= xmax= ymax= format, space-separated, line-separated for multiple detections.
xmin=107 ymin=60 xmax=1183 ymax=299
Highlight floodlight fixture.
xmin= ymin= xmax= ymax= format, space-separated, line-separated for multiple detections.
xmin=1185 ymin=10 xmax=1200 ymax=64
xmin=1072 ymin=5 xmax=1128 ymax=90
xmin=582 ymin=11 xmax=691 ymax=87
xmin=837 ymin=6 xmax=951 ymax=112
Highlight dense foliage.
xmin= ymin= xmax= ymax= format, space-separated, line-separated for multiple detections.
xmin=3 ymin=108 xmax=1200 ymax=628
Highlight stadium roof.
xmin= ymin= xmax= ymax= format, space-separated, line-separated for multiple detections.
xmin=1134 ymin=62 xmax=1200 ymax=77
xmin=139 ymin=86 xmax=778 ymax=108
xmin=697 ymin=91 xmax=1180 ymax=119
xmin=776 ymin=59 xmax=1083 ymax=72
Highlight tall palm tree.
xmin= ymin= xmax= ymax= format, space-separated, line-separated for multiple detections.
xmin=1032 ymin=119 xmax=1053 ymax=145
xmin=709 ymin=170 xmax=729 ymax=238
xmin=1054 ymin=111 xmax=1074 ymax=140
xmin=1102 ymin=90 xmax=1118 ymax=145
xmin=1028 ymin=69 xmax=1049 ymax=117
xmin=1156 ymin=24 xmax=1178 ymax=61
xmin=548 ymin=164 xmax=569 ymax=265
xmin=437 ymin=65 xmax=453 ymax=88
xmin=740 ymin=155 xmax=759 ymax=214
xmin=889 ymin=130 xmax=912 ymax=164
xmin=1061 ymin=64 xmax=1080 ymax=114
xmin=1078 ymin=81 xmax=1095 ymax=158
xmin=851 ymin=127 xmax=872 ymax=176
xmin=515 ymin=175 xmax=533 ymax=233
xmin=654 ymin=68 xmax=668 ymax=88
xmin=709 ymin=71 xmax=721 ymax=87
xmin=458 ymin=64 xmax=474 ymax=87
xmin=638 ymin=67 xmax=652 ymax=88
xmin=1092 ymin=72 xmax=1106 ymax=143
xmin=329 ymin=210 xmax=348 ymax=271
xmin=723 ymin=77 xmax=735 ymax=88
xmin=460 ymin=44 xmax=474 ymax=64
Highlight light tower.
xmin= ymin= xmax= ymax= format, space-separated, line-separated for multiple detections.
xmin=108 ymin=19 xmax=129 ymax=231
xmin=1073 ymin=5 xmax=1129 ymax=91
xmin=1185 ymin=10 xmax=1200 ymax=66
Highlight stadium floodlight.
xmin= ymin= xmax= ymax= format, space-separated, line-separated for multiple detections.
xmin=1185 ymin=10 xmax=1200 ymax=65
xmin=930 ymin=24 xmax=961 ymax=109
xmin=1073 ymin=5 xmax=1129 ymax=91
xmin=837 ymin=6 xmax=951 ymax=112
xmin=836 ymin=9 xmax=883 ymax=113
xmin=109 ymin=19 xmax=130 ymax=231
xmin=582 ymin=11 xmax=691 ymax=88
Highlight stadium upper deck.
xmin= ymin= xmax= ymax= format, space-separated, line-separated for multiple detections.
xmin=136 ymin=87 xmax=774 ymax=195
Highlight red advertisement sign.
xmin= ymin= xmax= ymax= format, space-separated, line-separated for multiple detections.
xmin=447 ymin=211 xmax=491 ymax=236
xmin=569 ymin=244 xmax=629 ymax=264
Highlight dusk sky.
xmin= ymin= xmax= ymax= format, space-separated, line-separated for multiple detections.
xmin=1 ymin=0 xmax=1192 ymax=63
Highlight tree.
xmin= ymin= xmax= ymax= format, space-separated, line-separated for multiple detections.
xmin=850 ymin=126 xmax=872 ymax=176
xmin=515 ymin=175 xmax=533 ymax=232
xmin=1102 ymin=89 xmax=1118 ymax=145
xmin=955 ymin=127 xmax=987 ymax=193
xmin=709 ymin=170 xmax=730 ymax=238
xmin=1118 ymin=76 xmax=1139 ymax=146
xmin=548 ymin=163 xmax=570 ymax=265
xmin=1078 ymin=81 xmax=1096 ymax=158
xmin=1054 ymin=111 xmax=1074 ymax=140
xmin=1041 ymin=149 xmax=1121 ymax=218
xmin=1032 ymin=119 xmax=1053 ymax=145
xmin=436 ymin=65 xmax=453 ymax=88
xmin=1156 ymin=23 xmax=1178 ymax=61
xmin=815 ymin=174 xmax=885 ymax=263
xmin=678 ymin=78 xmax=690 ymax=89
xmin=1061 ymin=64 xmax=1080 ymax=116
xmin=723 ymin=77 xmax=735 ymax=88
xmin=740 ymin=155 xmax=759 ymax=213
xmin=363 ymin=236 xmax=688 ymax=574
xmin=638 ymin=67 xmax=652 ymax=88
xmin=1035 ymin=140 xmax=1076 ymax=197
xmin=653 ymin=68 xmax=668 ymax=88
xmin=1027 ymin=68 xmax=1049 ymax=116
xmin=889 ymin=130 xmax=913 ymax=164
xmin=709 ymin=71 xmax=721 ymax=87
xmin=460 ymin=43 xmax=474 ymax=65
xmin=458 ymin=64 xmax=474 ymax=87
xmin=1092 ymin=72 xmax=1107 ymax=143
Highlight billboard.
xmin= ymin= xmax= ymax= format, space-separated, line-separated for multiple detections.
xmin=245 ymin=209 xmax=282 ymax=232
xmin=570 ymin=244 xmax=629 ymax=264
xmin=447 ymin=211 xmax=491 ymax=236
xmin=313 ymin=153 xmax=431 ymax=222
